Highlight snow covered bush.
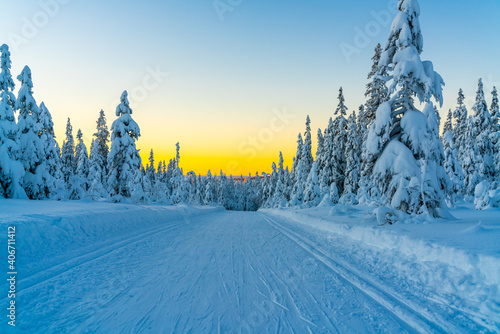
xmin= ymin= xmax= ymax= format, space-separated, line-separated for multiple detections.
xmin=474 ymin=181 xmax=500 ymax=210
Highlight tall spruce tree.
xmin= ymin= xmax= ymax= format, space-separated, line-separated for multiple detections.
xmin=489 ymin=87 xmax=499 ymax=180
xmin=170 ymin=143 xmax=183 ymax=204
xmin=93 ymin=109 xmax=110 ymax=180
xmin=38 ymin=102 xmax=60 ymax=198
xmin=272 ymin=152 xmax=288 ymax=207
xmin=290 ymin=133 xmax=304 ymax=205
xmin=0 ymin=44 xmax=26 ymax=199
xmin=70 ymin=129 xmax=90 ymax=200
xmin=301 ymin=115 xmax=314 ymax=183
xmin=344 ymin=112 xmax=361 ymax=195
xmin=462 ymin=117 xmax=481 ymax=196
xmin=364 ymin=43 xmax=388 ymax=126
xmin=442 ymin=130 xmax=464 ymax=206
xmin=452 ymin=89 xmax=467 ymax=153
xmin=361 ymin=45 xmax=389 ymax=202
xmin=472 ymin=78 xmax=494 ymax=181
xmin=443 ymin=109 xmax=453 ymax=134
xmin=88 ymin=139 xmax=107 ymax=199
xmin=367 ymin=0 xmax=448 ymax=216
xmin=61 ymin=118 xmax=75 ymax=185
xmin=16 ymin=66 xmax=46 ymax=199
xmin=320 ymin=118 xmax=335 ymax=198
xmin=303 ymin=162 xmax=320 ymax=207
xmin=491 ymin=87 xmax=499 ymax=133
xmin=108 ymin=91 xmax=142 ymax=200
xmin=332 ymin=87 xmax=348 ymax=195
xmin=75 ymin=130 xmax=89 ymax=187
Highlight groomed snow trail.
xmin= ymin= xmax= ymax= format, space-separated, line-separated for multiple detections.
xmin=11 ymin=210 xmax=485 ymax=333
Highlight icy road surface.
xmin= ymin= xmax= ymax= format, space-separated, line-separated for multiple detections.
xmin=7 ymin=210 xmax=494 ymax=333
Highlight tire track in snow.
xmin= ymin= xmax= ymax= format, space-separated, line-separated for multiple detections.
xmin=258 ymin=212 xmax=457 ymax=334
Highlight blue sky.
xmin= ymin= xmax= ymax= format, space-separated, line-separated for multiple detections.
xmin=1 ymin=0 xmax=499 ymax=174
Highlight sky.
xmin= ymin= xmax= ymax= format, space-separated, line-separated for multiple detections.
xmin=1 ymin=0 xmax=499 ymax=175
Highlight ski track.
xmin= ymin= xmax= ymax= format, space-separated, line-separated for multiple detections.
xmin=7 ymin=210 xmax=488 ymax=333
xmin=257 ymin=213 xmax=450 ymax=334
xmin=4 ymin=217 xmax=189 ymax=301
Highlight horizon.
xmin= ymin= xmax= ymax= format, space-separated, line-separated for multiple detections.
xmin=1 ymin=0 xmax=499 ymax=175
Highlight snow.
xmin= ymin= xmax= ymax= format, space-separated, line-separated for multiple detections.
xmin=399 ymin=0 xmax=420 ymax=16
xmin=373 ymin=141 xmax=419 ymax=183
xmin=1 ymin=200 xmax=498 ymax=333
xmin=263 ymin=204 xmax=500 ymax=332
xmin=400 ymin=108 xmax=428 ymax=155
xmin=366 ymin=101 xmax=391 ymax=156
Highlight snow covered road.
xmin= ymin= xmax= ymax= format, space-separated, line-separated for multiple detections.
xmin=3 ymin=206 xmax=496 ymax=333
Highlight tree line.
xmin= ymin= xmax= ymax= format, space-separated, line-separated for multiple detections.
xmin=1 ymin=1 xmax=499 ymax=214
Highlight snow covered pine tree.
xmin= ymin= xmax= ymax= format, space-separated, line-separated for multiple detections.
xmin=0 ymin=44 xmax=26 ymax=199
xmin=367 ymin=0 xmax=449 ymax=217
xmin=16 ymin=66 xmax=48 ymax=200
xmin=108 ymin=91 xmax=142 ymax=201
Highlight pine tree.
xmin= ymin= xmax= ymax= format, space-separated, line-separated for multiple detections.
xmin=359 ymin=104 xmax=375 ymax=201
xmin=330 ymin=182 xmax=339 ymax=204
xmin=0 ymin=45 xmax=16 ymax=110
xmin=170 ymin=143 xmax=183 ymax=204
xmin=70 ymin=130 xmax=90 ymax=200
xmin=344 ymin=112 xmax=361 ymax=195
xmin=272 ymin=152 xmax=288 ymax=207
xmin=434 ymin=105 xmax=441 ymax=129
xmin=16 ymin=66 xmax=46 ymax=199
xmin=108 ymin=91 xmax=142 ymax=200
xmin=335 ymin=87 xmax=348 ymax=117
xmin=495 ymin=139 xmax=500 ymax=182
xmin=489 ymin=87 xmax=499 ymax=180
xmin=38 ymin=102 xmax=60 ymax=198
xmin=472 ymin=78 xmax=494 ymax=181
xmin=491 ymin=87 xmax=499 ymax=133
xmin=88 ymin=139 xmax=107 ymax=199
xmin=367 ymin=0 xmax=448 ymax=216
xmin=452 ymin=89 xmax=468 ymax=153
xmin=315 ymin=128 xmax=328 ymax=197
xmin=361 ymin=45 xmax=389 ymax=200
xmin=74 ymin=130 xmax=86 ymax=175
xmin=265 ymin=162 xmax=278 ymax=207
xmin=364 ymin=43 xmax=388 ymax=126
xmin=0 ymin=44 xmax=26 ymax=199
xmin=93 ymin=109 xmax=110 ymax=181
xmin=462 ymin=117 xmax=481 ymax=196
xmin=290 ymin=133 xmax=304 ymax=205
xmin=442 ymin=130 xmax=464 ymax=206
xmin=332 ymin=87 xmax=348 ymax=195
xmin=303 ymin=162 xmax=320 ymax=207
xmin=185 ymin=172 xmax=198 ymax=205
xmin=301 ymin=115 xmax=313 ymax=182
xmin=217 ymin=171 xmax=227 ymax=207
xmin=204 ymin=170 xmax=215 ymax=205
xmin=443 ymin=109 xmax=453 ymax=134
xmin=75 ymin=130 xmax=89 ymax=187
xmin=357 ymin=104 xmax=368 ymax=150
xmin=61 ymin=118 xmax=75 ymax=185
xmin=131 ymin=164 xmax=148 ymax=203
xmin=144 ymin=149 xmax=157 ymax=199
xmin=319 ymin=118 xmax=335 ymax=196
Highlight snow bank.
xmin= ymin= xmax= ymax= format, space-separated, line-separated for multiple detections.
xmin=263 ymin=205 xmax=500 ymax=329
xmin=0 ymin=200 xmax=221 ymax=275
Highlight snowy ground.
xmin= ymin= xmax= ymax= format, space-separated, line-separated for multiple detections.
xmin=0 ymin=200 xmax=498 ymax=333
